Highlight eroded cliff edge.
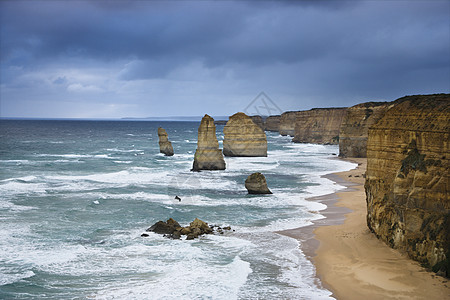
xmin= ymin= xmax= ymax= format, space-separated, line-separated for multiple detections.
xmin=339 ymin=102 xmax=391 ymax=158
xmin=365 ymin=94 xmax=449 ymax=275
xmin=292 ymin=107 xmax=347 ymax=144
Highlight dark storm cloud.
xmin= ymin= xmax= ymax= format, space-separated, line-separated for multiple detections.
xmin=0 ymin=0 xmax=449 ymax=118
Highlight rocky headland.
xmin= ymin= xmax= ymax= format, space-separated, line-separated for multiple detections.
xmin=292 ymin=107 xmax=347 ymax=144
xmin=250 ymin=115 xmax=265 ymax=130
xmin=192 ymin=114 xmax=226 ymax=171
xmin=157 ymin=127 xmax=174 ymax=156
xmin=223 ymin=112 xmax=267 ymax=157
xmin=279 ymin=111 xmax=298 ymax=136
xmin=339 ymin=102 xmax=391 ymax=158
xmin=365 ymin=94 xmax=449 ymax=275
xmin=264 ymin=115 xmax=281 ymax=132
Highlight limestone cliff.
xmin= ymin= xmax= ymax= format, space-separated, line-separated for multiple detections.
xmin=292 ymin=108 xmax=347 ymax=144
xmin=265 ymin=115 xmax=281 ymax=132
xmin=192 ymin=114 xmax=226 ymax=171
xmin=157 ymin=127 xmax=174 ymax=156
xmin=250 ymin=115 xmax=265 ymax=130
xmin=339 ymin=102 xmax=391 ymax=158
xmin=365 ymin=94 xmax=449 ymax=275
xmin=223 ymin=112 xmax=267 ymax=157
xmin=279 ymin=111 xmax=298 ymax=136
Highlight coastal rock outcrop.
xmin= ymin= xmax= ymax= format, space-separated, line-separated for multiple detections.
xmin=365 ymin=94 xmax=450 ymax=275
xmin=292 ymin=108 xmax=347 ymax=144
xmin=192 ymin=114 xmax=226 ymax=171
xmin=279 ymin=111 xmax=298 ymax=136
xmin=158 ymin=127 xmax=174 ymax=156
xmin=339 ymin=102 xmax=391 ymax=158
xmin=250 ymin=115 xmax=265 ymax=130
xmin=245 ymin=172 xmax=272 ymax=194
xmin=144 ymin=218 xmax=232 ymax=240
xmin=264 ymin=115 xmax=281 ymax=132
xmin=223 ymin=112 xmax=267 ymax=157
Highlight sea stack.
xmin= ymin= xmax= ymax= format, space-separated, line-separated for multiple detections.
xmin=245 ymin=172 xmax=272 ymax=194
xmin=158 ymin=127 xmax=174 ymax=156
xmin=223 ymin=112 xmax=267 ymax=157
xmin=192 ymin=114 xmax=226 ymax=171
xmin=365 ymin=94 xmax=449 ymax=274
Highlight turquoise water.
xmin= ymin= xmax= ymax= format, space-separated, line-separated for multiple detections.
xmin=0 ymin=120 xmax=355 ymax=299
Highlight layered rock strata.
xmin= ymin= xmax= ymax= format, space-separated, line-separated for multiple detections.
xmin=264 ymin=115 xmax=281 ymax=132
xmin=223 ymin=112 xmax=267 ymax=157
xmin=292 ymin=108 xmax=347 ymax=144
xmin=279 ymin=111 xmax=298 ymax=136
xmin=158 ymin=127 xmax=174 ymax=156
xmin=339 ymin=102 xmax=391 ymax=158
xmin=250 ymin=115 xmax=265 ymax=130
xmin=245 ymin=172 xmax=272 ymax=194
xmin=365 ymin=94 xmax=450 ymax=275
xmin=192 ymin=114 xmax=226 ymax=171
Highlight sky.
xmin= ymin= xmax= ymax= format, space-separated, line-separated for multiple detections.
xmin=1 ymin=0 xmax=449 ymax=119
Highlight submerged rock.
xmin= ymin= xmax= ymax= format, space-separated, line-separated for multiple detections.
xmin=192 ymin=114 xmax=226 ymax=171
xmin=223 ymin=112 xmax=267 ymax=157
xmin=158 ymin=127 xmax=174 ymax=156
xmin=245 ymin=172 xmax=272 ymax=194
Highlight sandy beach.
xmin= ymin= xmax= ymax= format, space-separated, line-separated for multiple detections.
xmin=282 ymin=158 xmax=450 ymax=299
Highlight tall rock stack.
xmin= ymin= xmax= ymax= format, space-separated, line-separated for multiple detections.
xmin=292 ymin=108 xmax=347 ymax=144
xmin=339 ymin=102 xmax=391 ymax=158
xmin=158 ymin=127 xmax=174 ymax=156
xmin=365 ymin=94 xmax=449 ymax=274
xmin=192 ymin=114 xmax=226 ymax=171
xmin=223 ymin=112 xmax=267 ymax=157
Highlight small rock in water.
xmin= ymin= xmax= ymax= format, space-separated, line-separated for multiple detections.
xmin=245 ymin=172 xmax=272 ymax=194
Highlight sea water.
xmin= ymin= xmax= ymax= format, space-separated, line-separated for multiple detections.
xmin=0 ymin=120 xmax=356 ymax=299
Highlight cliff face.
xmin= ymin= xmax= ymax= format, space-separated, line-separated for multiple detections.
xmin=250 ymin=115 xmax=265 ymax=130
xmin=157 ymin=127 xmax=174 ymax=156
xmin=292 ymin=108 xmax=347 ymax=144
xmin=365 ymin=94 xmax=450 ymax=273
xmin=264 ymin=115 xmax=281 ymax=132
xmin=192 ymin=114 xmax=226 ymax=171
xmin=279 ymin=111 xmax=298 ymax=136
xmin=339 ymin=102 xmax=391 ymax=158
xmin=223 ymin=112 xmax=267 ymax=157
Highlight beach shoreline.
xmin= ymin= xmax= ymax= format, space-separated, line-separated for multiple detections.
xmin=280 ymin=157 xmax=450 ymax=299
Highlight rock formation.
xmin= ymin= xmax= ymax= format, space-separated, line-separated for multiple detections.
xmin=292 ymin=108 xmax=347 ymax=144
xmin=245 ymin=172 xmax=272 ymax=194
xmin=264 ymin=115 xmax=281 ymax=132
xmin=279 ymin=111 xmax=298 ymax=136
xmin=158 ymin=127 xmax=174 ymax=156
xmin=192 ymin=114 xmax=226 ymax=171
xmin=339 ymin=102 xmax=391 ymax=158
xmin=144 ymin=218 xmax=232 ymax=240
xmin=223 ymin=112 xmax=267 ymax=157
xmin=250 ymin=115 xmax=265 ymax=130
xmin=365 ymin=94 xmax=449 ymax=276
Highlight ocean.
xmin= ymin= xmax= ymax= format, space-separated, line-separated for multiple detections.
xmin=0 ymin=120 xmax=355 ymax=299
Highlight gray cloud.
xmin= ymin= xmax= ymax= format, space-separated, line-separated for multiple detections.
xmin=1 ymin=0 xmax=449 ymax=118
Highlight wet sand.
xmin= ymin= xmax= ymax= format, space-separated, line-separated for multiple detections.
xmin=281 ymin=157 xmax=449 ymax=299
